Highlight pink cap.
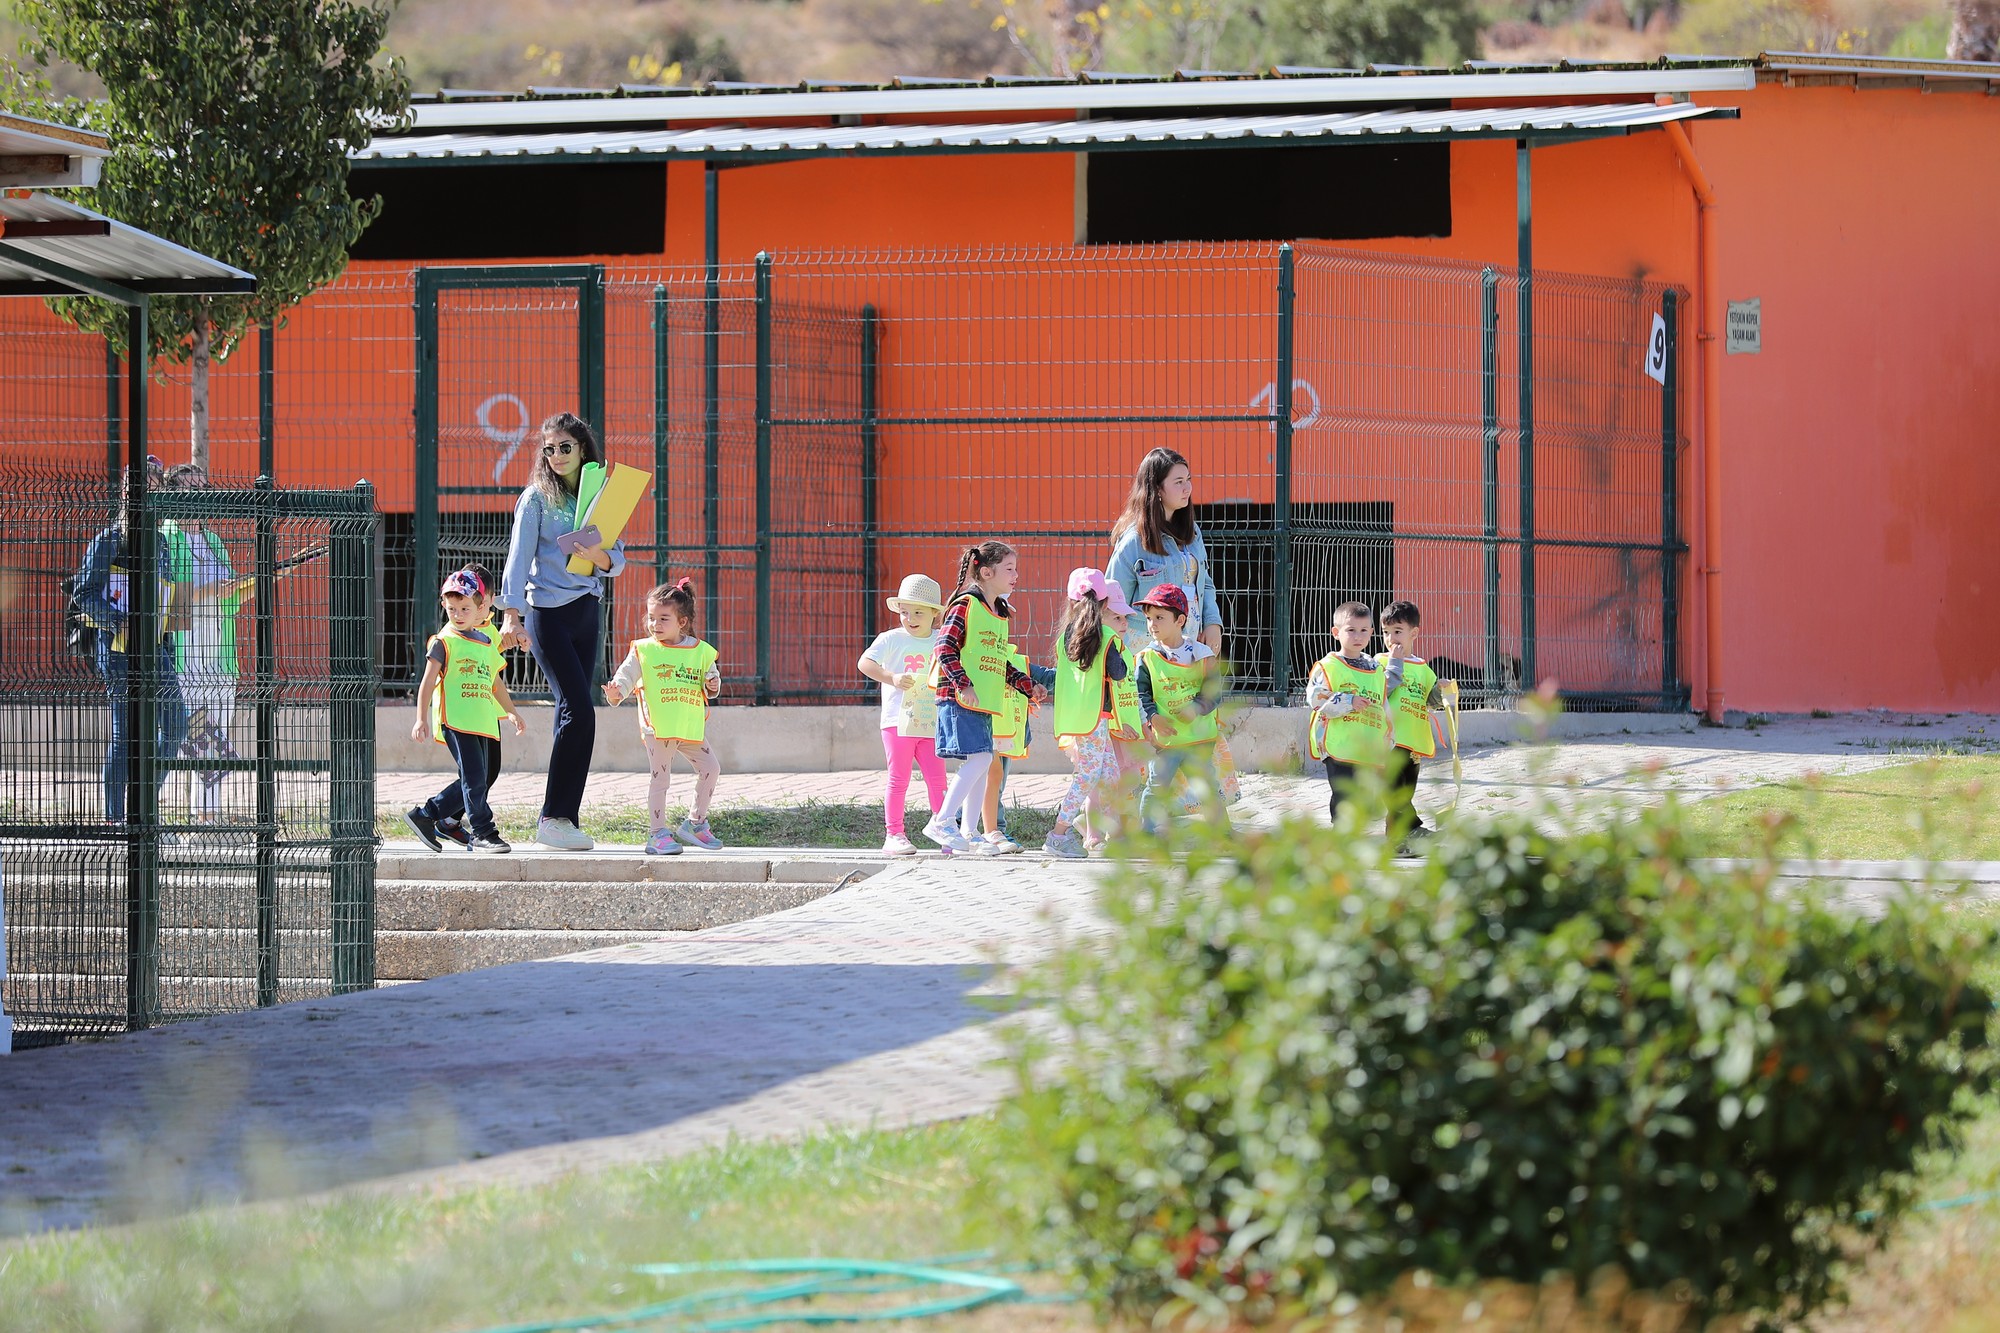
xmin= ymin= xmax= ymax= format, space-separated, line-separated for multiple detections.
xmin=1066 ymin=567 xmax=1134 ymax=616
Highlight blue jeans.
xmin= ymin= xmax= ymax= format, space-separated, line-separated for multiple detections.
xmin=424 ymin=730 xmax=502 ymax=840
xmin=526 ymin=595 xmax=600 ymax=824
xmin=1140 ymin=744 xmax=1224 ymax=834
xmin=98 ymin=643 xmax=189 ymax=824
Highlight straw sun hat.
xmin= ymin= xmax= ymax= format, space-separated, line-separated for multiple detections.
xmin=886 ymin=574 xmax=945 ymax=613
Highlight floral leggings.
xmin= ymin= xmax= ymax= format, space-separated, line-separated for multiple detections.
xmin=1057 ymin=722 xmax=1126 ymax=825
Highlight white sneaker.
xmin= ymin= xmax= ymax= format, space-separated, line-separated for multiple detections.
xmin=882 ymin=834 xmax=917 ymax=857
xmin=921 ymin=819 xmax=971 ymax=855
xmin=535 ymin=817 xmax=595 ymax=851
xmin=972 ymin=834 xmax=1007 ymax=855
xmin=983 ymin=831 xmax=1024 ymax=855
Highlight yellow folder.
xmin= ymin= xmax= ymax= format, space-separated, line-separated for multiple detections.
xmin=566 ymin=462 xmax=654 ymax=576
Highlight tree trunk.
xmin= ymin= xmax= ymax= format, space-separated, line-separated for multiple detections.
xmin=1949 ymin=0 xmax=2000 ymax=60
xmin=190 ymin=301 xmax=210 ymax=473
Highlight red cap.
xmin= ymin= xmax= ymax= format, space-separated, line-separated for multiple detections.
xmin=1133 ymin=584 xmax=1189 ymax=618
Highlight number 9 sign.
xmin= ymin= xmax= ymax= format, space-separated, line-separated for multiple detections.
xmin=1643 ymin=312 xmax=1668 ymax=387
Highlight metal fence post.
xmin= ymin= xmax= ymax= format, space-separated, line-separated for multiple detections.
xmin=702 ymin=165 xmax=721 ymax=617
xmin=860 ymin=304 xmax=880 ymax=659
xmin=103 ymin=336 xmax=120 ymax=485
xmin=1661 ymin=289 xmax=1681 ymax=702
xmin=754 ymin=252 xmax=773 ymax=705
xmin=258 ymin=322 xmax=275 ymax=482
xmin=253 ymin=474 xmax=278 ymax=1007
xmin=1271 ymin=244 xmax=1295 ymax=701
xmin=1480 ymin=268 xmax=1502 ymax=706
xmin=652 ymin=284 xmax=671 ymax=576
xmin=412 ymin=271 xmax=440 ymax=678
xmin=1516 ymin=141 xmax=1537 ymax=693
xmin=124 ymin=299 xmax=158 ymax=1031
xmin=330 ymin=481 xmax=378 ymax=995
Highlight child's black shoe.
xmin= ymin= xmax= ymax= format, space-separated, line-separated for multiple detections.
xmin=402 ymin=807 xmax=444 ymax=853
xmin=469 ymin=833 xmax=512 ymax=855
xmin=435 ymin=815 xmax=473 ymax=848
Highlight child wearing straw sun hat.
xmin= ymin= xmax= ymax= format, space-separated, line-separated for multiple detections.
xmin=856 ymin=573 xmax=948 ymax=856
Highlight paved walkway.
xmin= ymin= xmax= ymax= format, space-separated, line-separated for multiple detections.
xmin=5 ymin=713 xmax=1995 ymax=1233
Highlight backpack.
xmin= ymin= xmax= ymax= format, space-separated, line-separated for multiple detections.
xmin=60 ymin=572 xmax=97 ymax=660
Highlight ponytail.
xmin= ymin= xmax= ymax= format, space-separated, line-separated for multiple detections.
xmin=649 ymin=577 xmax=699 ymax=636
xmin=1056 ymin=595 xmax=1107 ymax=668
xmin=953 ymin=540 xmax=1017 ymax=596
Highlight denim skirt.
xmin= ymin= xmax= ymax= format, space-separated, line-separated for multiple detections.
xmin=933 ymin=696 xmax=994 ymax=760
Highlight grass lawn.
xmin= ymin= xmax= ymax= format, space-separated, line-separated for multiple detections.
xmin=6 ymin=1104 xmax=2000 ymax=1333
xmin=1677 ymin=757 xmax=2000 ymax=861
xmin=374 ymin=801 xmax=1063 ymax=851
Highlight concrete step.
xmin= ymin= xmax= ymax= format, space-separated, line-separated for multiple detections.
xmin=376 ymin=878 xmax=840 ymax=932
xmin=377 ymin=928 xmax=683 ymax=979
xmin=376 ymin=845 xmax=883 ymax=885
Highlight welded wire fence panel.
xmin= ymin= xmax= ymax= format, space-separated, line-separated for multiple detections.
xmin=0 ymin=469 xmax=377 ymax=1042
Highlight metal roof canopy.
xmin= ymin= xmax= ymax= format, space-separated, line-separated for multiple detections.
xmin=397 ymin=63 xmax=1759 ymax=131
xmin=357 ymin=102 xmax=1738 ymax=167
xmin=0 ymin=191 xmax=255 ymax=304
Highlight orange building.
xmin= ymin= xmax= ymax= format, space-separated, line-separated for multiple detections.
xmin=106 ymin=53 xmax=2000 ymax=715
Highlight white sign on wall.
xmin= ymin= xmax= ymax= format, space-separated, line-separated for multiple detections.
xmin=1643 ymin=312 xmax=1669 ymax=386
xmin=1726 ymin=299 xmax=1762 ymax=355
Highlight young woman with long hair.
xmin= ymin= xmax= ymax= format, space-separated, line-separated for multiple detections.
xmin=495 ymin=411 xmax=627 ymax=850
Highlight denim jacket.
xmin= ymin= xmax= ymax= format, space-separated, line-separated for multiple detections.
xmin=1109 ymin=524 xmax=1222 ymax=648
xmin=497 ymin=486 xmax=627 ymax=613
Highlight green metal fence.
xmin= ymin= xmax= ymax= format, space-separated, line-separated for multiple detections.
xmin=0 ymin=463 xmax=379 ymax=1043
xmin=0 ymin=243 xmax=1687 ymax=713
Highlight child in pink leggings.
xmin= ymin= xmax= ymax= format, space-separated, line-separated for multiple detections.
xmin=858 ymin=574 xmax=948 ymax=856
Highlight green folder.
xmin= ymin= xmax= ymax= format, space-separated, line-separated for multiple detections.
xmin=574 ymin=461 xmax=607 ymax=527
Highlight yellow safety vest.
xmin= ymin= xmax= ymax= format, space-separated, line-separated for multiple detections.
xmin=1108 ymin=665 xmax=1145 ymax=742
xmin=635 ymin=638 xmax=719 ymax=743
xmin=994 ymin=645 xmax=1030 ymax=759
xmin=935 ymin=594 xmax=1011 ymax=715
xmin=1308 ymin=653 xmax=1391 ymax=766
xmin=1143 ymin=647 xmax=1219 ymax=748
xmin=1052 ymin=635 xmax=1114 ymax=742
xmin=430 ymin=627 xmax=504 ymax=742
xmin=1387 ymin=659 xmax=1439 ymax=758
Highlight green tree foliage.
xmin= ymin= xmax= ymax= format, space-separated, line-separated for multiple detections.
xmin=1108 ymin=0 xmax=1481 ymax=73
xmin=10 ymin=0 xmax=409 ymax=468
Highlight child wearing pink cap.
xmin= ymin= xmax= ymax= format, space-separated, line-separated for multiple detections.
xmin=1042 ymin=568 xmax=1139 ymax=858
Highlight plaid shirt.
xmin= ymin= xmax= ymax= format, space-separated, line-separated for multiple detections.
xmin=933 ymin=591 xmax=1036 ymax=702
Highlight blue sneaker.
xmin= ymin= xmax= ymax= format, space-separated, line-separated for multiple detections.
xmin=646 ymin=829 xmax=683 ymax=856
xmin=675 ymin=818 xmax=724 ymax=851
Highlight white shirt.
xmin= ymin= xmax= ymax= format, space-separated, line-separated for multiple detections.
xmin=863 ymin=627 xmax=938 ymax=730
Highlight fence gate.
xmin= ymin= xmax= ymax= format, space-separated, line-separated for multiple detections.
xmin=412 ymin=265 xmax=605 ymax=695
xmin=2 ymin=479 xmax=377 ymax=1042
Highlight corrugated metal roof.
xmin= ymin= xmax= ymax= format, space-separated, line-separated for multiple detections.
xmin=358 ymin=101 xmax=1737 ymax=166
xmin=398 ymin=63 xmax=1758 ymax=131
xmin=0 ymin=192 xmax=253 ymax=295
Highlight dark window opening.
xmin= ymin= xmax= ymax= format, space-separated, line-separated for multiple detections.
xmin=1086 ymin=141 xmax=1450 ymax=244
xmin=349 ymin=163 xmax=667 ymax=261
xmin=1196 ymin=501 xmax=1395 ymax=693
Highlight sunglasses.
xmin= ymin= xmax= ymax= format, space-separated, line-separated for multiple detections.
xmin=542 ymin=440 xmax=576 ymax=457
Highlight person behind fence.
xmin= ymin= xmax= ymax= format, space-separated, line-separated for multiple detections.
xmin=922 ymin=540 xmax=1045 ymax=857
xmin=497 ymin=411 xmax=626 ymax=852
xmin=74 ymin=456 xmax=191 ymax=827
xmin=857 ymin=573 xmax=947 ymax=857
xmin=1379 ymin=598 xmax=1444 ymax=847
xmin=603 ymin=578 xmax=725 ymax=857
xmin=1307 ymin=600 xmax=1392 ymax=827
xmin=1042 ymin=567 xmax=1139 ymax=860
xmin=407 ymin=567 xmax=523 ymax=855
xmin=1133 ymin=584 xmax=1227 ymax=835
xmin=162 ymin=462 xmax=250 ymax=826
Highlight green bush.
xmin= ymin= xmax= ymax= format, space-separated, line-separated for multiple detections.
xmin=1002 ymin=803 xmax=1999 ymax=1325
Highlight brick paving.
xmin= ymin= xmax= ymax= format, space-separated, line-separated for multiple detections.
xmin=4 ymin=712 xmax=1996 ymax=1232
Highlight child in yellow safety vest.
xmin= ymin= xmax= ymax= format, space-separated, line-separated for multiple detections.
xmin=1042 ymin=568 xmax=1140 ymax=859
xmin=1379 ymin=599 xmax=1445 ymax=847
xmin=1306 ymin=600 xmax=1393 ymax=830
xmin=604 ymin=579 xmax=724 ymax=856
xmin=406 ymin=567 xmax=524 ymax=855
xmin=1132 ymin=584 xmax=1228 ymax=836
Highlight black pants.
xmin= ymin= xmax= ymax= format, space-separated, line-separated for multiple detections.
xmin=526 ymin=594 xmax=600 ymax=824
xmin=1323 ymin=754 xmax=1426 ymax=834
xmin=424 ymin=730 xmax=502 ymax=840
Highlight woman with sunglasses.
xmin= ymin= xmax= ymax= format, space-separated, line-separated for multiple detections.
xmin=496 ymin=412 xmax=626 ymax=850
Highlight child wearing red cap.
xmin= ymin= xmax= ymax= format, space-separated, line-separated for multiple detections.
xmin=1132 ymin=584 xmax=1227 ymax=835
xmin=406 ymin=566 xmax=524 ymax=855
